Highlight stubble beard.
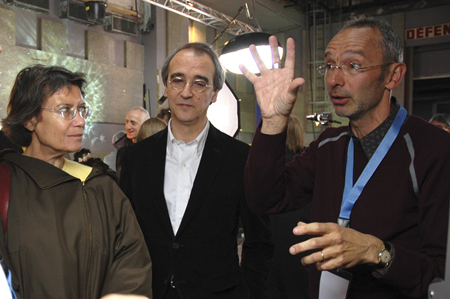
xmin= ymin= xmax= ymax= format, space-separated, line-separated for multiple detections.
xmin=331 ymin=70 xmax=387 ymax=121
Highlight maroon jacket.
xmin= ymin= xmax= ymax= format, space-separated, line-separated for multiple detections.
xmin=245 ymin=115 xmax=450 ymax=299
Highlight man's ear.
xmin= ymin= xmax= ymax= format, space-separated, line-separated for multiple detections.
xmin=386 ymin=62 xmax=407 ymax=90
xmin=210 ymin=89 xmax=219 ymax=105
xmin=24 ymin=116 xmax=37 ymax=132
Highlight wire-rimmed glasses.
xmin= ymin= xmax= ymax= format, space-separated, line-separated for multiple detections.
xmin=317 ymin=62 xmax=393 ymax=76
xmin=42 ymin=106 xmax=91 ymax=120
xmin=168 ymin=77 xmax=212 ymax=93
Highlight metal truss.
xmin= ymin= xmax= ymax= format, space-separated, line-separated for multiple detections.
xmin=142 ymin=0 xmax=259 ymax=35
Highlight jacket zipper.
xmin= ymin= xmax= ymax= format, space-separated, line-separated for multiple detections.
xmin=82 ymin=183 xmax=93 ymax=298
xmin=43 ymin=172 xmax=98 ymax=298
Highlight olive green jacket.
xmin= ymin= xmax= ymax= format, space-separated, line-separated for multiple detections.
xmin=0 ymin=151 xmax=152 ymax=299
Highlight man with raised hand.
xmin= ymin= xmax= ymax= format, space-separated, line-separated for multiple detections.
xmin=242 ymin=16 xmax=450 ymax=299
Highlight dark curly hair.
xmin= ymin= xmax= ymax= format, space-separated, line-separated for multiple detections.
xmin=2 ymin=64 xmax=87 ymax=147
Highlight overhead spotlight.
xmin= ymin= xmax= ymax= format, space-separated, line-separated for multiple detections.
xmin=85 ymin=0 xmax=107 ymax=24
xmin=185 ymin=0 xmax=194 ymax=10
xmin=219 ymin=32 xmax=284 ymax=74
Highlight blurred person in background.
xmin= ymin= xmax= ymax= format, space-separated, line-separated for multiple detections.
xmin=156 ymin=108 xmax=171 ymax=124
xmin=136 ymin=117 xmax=167 ymax=142
xmin=116 ymin=107 xmax=149 ymax=175
xmin=73 ymin=147 xmax=91 ymax=162
xmin=429 ymin=113 xmax=450 ymax=133
xmin=264 ymin=115 xmax=310 ymax=299
xmin=103 ymin=130 xmax=126 ymax=172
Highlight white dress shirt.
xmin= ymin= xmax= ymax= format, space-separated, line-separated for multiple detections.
xmin=164 ymin=120 xmax=210 ymax=234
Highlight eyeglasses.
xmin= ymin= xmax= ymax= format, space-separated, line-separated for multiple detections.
xmin=42 ymin=106 xmax=91 ymax=120
xmin=168 ymin=77 xmax=212 ymax=93
xmin=317 ymin=62 xmax=393 ymax=76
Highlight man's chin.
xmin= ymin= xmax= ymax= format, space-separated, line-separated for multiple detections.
xmin=331 ymin=105 xmax=346 ymax=118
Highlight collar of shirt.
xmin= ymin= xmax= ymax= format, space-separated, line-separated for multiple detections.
xmin=349 ymin=97 xmax=402 ymax=160
xmin=167 ymin=119 xmax=210 ymax=158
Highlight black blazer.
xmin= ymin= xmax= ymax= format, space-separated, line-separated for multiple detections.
xmin=120 ymin=124 xmax=273 ymax=299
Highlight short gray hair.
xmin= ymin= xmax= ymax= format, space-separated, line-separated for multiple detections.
xmin=161 ymin=42 xmax=225 ymax=91
xmin=129 ymin=106 xmax=150 ymax=118
xmin=340 ymin=15 xmax=404 ymax=63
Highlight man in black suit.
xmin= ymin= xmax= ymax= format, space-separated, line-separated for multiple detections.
xmin=120 ymin=42 xmax=273 ymax=299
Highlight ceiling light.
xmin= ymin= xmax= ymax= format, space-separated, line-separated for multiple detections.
xmin=185 ymin=0 xmax=194 ymax=10
xmin=219 ymin=32 xmax=283 ymax=74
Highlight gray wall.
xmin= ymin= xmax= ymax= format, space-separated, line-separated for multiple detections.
xmin=0 ymin=2 xmax=147 ymax=159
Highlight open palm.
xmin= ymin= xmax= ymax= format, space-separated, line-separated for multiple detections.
xmin=240 ymin=36 xmax=305 ymax=134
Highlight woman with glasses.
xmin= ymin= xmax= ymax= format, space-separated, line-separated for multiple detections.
xmin=0 ymin=65 xmax=152 ymax=299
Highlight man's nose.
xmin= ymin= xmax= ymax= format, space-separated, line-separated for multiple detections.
xmin=180 ymin=82 xmax=193 ymax=97
xmin=328 ymin=67 xmax=345 ymax=87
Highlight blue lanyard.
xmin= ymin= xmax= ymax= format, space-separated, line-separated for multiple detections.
xmin=7 ymin=270 xmax=16 ymax=299
xmin=338 ymin=105 xmax=407 ymax=228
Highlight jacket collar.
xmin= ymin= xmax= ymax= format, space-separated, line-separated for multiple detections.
xmin=0 ymin=150 xmax=96 ymax=189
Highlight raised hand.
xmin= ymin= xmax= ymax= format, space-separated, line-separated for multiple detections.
xmin=289 ymin=222 xmax=384 ymax=271
xmin=240 ymin=36 xmax=305 ymax=134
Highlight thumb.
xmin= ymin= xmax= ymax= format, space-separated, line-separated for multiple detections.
xmin=289 ymin=78 xmax=305 ymax=95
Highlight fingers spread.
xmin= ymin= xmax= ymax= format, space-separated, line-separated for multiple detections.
xmin=270 ymin=35 xmax=281 ymax=66
xmin=239 ymin=64 xmax=257 ymax=82
xmin=284 ymin=38 xmax=296 ymax=70
xmin=249 ymin=44 xmax=267 ymax=73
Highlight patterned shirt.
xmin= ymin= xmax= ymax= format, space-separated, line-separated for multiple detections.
xmin=350 ymin=98 xmax=407 ymax=160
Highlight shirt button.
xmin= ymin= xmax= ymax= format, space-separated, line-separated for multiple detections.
xmin=183 ymin=163 xmax=186 ymax=167
xmin=181 ymin=188 xmax=185 ymax=192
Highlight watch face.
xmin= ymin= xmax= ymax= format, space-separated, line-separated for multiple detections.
xmin=380 ymin=250 xmax=391 ymax=264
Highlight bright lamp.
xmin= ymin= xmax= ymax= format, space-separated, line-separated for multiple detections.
xmin=219 ymin=32 xmax=283 ymax=74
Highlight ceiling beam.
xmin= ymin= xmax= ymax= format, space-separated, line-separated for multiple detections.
xmin=142 ymin=0 xmax=259 ymax=35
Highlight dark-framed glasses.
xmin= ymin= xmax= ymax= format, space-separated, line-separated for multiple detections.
xmin=317 ymin=62 xmax=393 ymax=76
xmin=42 ymin=106 xmax=91 ymax=120
xmin=168 ymin=77 xmax=212 ymax=93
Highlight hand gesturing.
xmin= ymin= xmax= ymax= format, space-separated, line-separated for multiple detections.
xmin=240 ymin=36 xmax=305 ymax=134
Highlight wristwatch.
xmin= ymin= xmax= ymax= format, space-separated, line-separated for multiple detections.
xmin=376 ymin=241 xmax=392 ymax=268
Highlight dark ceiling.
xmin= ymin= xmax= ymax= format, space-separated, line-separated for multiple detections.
xmin=195 ymin=0 xmax=450 ymax=35
xmin=285 ymin=0 xmax=450 ymax=19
